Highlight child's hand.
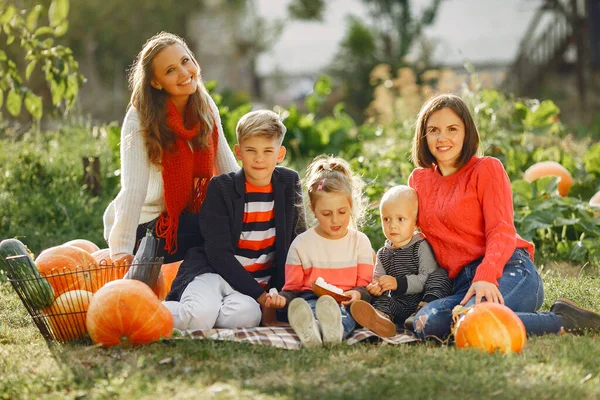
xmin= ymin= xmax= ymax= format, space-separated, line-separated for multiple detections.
xmin=265 ymin=293 xmax=287 ymax=309
xmin=377 ymin=275 xmax=398 ymax=292
xmin=367 ymin=281 xmax=384 ymax=296
xmin=341 ymin=290 xmax=361 ymax=306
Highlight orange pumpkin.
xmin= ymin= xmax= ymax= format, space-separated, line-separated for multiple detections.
xmin=91 ymin=248 xmax=130 ymax=283
xmin=161 ymin=261 xmax=181 ymax=295
xmin=86 ymin=279 xmax=174 ymax=347
xmin=35 ymin=245 xmax=101 ymax=296
xmin=151 ymin=261 xmax=181 ymax=301
xmin=452 ymin=302 xmax=526 ymax=354
xmin=523 ymin=161 xmax=573 ymax=197
xmin=45 ymin=290 xmax=93 ymax=342
xmin=91 ymin=248 xmax=112 ymax=265
xmin=153 ymin=271 xmax=168 ymax=301
xmin=64 ymin=239 xmax=100 ymax=254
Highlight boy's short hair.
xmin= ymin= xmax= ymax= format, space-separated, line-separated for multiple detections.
xmin=236 ymin=110 xmax=286 ymax=145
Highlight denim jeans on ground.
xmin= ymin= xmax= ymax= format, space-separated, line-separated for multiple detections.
xmin=413 ymin=248 xmax=562 ymax=341
xmin=306 ymin=299 xmax=356 ymax=339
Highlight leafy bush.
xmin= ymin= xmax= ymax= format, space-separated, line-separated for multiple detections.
xmin=353 ymin=67 xmax=600 ymax=266
xmin=0 ymin=121 xmax=119 ymax=255
xmin=1 ymin=71 xmax=598 ymax=270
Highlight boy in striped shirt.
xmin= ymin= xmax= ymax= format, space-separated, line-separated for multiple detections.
xmin=350 ymin=185 xmax=453 ymax=337
xmin=164 ymin=110 xmax=306 ymax=330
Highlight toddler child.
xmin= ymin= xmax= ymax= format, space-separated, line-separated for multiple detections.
xmin=350 ymin=185 xmax=452 ymax=337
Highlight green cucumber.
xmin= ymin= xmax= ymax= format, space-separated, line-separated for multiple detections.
xmin=1 ymin=239 xmax=55 ymax=309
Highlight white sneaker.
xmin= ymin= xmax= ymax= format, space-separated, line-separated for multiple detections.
xmin=288 ymin=298 xmax=322 ymax=348
xmin=316 ymin=295 xmax=343 ymax=346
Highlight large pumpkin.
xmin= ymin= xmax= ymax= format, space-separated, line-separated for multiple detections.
xmin=35 ymin=245 xmax=101 ymax=296
xmin=86 ymin=279 xmax=174 ymax=347
xmin=91 ymin=248 xmax=129 ymax=283
xmin=452 ymin=302 xmax=526 ymax=354
xmin=45 ymin=290 xmax=93 ymax=342
xmin=64 ymin=239 xmax=100 ymax=254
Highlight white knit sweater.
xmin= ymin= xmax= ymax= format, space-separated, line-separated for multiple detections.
xmin=103 ymin=95 xmax=240 ymax=258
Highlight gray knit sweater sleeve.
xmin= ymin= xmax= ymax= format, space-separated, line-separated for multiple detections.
xmin=406 ymin=240 xmax=439 ymax=294
xmin=373 ymin=248 xmax=386 ymax=280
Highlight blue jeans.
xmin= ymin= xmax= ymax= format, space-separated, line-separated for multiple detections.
xmin=413 ymin=248 xmax=562 ymax=341
xmin=306 ymin=299 xmax=356 ymax=339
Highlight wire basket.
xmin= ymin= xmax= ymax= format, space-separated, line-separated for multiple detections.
xmin=5 ymin=254 xmax=164 ymax=344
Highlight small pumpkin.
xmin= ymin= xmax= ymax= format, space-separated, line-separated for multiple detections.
xmin=159 ymin=261 xmax=181 ymax=297
xmin=86 ymin=279 xmax=174 ymax=347
xmin=91 ymin=248 xmax=129 ymax=283
xmin=522 ymin=161 xmax=573 ymax=197
xmin=35 ymin=245 xmax=101 ymax=296
xmin=45 ymin=290 xmax=93 ymax=342
xmin=63 ymin=239 xmax=100 ymax=254
xmin=452 ymin=302 xmax=526 ymax=354
xmin=153 ymin=271 xmax=168 ymax=301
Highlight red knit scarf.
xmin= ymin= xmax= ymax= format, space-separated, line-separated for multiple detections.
xmin=155 ymin=99 xmax=218 ymax=254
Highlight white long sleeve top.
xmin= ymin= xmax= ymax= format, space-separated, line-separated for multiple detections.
xmin=103 ymin=95 xmax=240 ymax=258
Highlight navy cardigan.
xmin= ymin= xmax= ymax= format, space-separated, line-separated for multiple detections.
xmin=166 ymin=166 xmax=307 ymax=301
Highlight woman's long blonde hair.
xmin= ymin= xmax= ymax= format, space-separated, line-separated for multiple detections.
xmin=128 ymin=32 xmax=215 ymax=165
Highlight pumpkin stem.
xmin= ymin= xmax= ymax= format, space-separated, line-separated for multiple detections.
xmin=450 ymin=304 xmax=472 ymax=338
xmin=120 ymin=335 xmax=131 ymax=348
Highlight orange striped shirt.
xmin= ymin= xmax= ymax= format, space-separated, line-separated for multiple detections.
xmin=234 ymin=181 xmax=276 ymax=287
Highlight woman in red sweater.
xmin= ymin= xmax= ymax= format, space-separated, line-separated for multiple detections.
xmin=407 ymin=93 xmax=600 ymax=340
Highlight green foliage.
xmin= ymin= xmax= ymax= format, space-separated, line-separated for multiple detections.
xmin=0 ymin=122 xmax=119 ymax=255
xmin=354 ymin=77 xmax=600 ymax=266
xmin=209 ymin=76 xmax=375 ymax=163
xmin=512 ymin=178 xmax=600 ymax=263
xmin=288 ymin=0 xmax=327 ymax=20
xmin=583 ymin=142 xmax=600 ymax=178
xmin=1 ymin=69 xmax=598 ymax=268
xmin=0 ymin=0 xmax=84 ymax=120
xmin=281 ymin=76 xmax=378 ymax=162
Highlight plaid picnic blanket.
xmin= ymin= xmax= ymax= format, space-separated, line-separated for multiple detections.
xmin=175 ymin=326 xmax=419 ymax=350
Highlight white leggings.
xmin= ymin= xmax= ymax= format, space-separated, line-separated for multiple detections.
xmin=162 ymin=273 xmax=262 ymax=331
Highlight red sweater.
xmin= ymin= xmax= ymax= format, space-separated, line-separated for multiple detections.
xmin=408 ymin=156 xmax=534 ymax=286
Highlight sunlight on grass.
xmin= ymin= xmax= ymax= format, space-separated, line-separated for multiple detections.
xmin=1 ymin=268 xmax=600 ymax=399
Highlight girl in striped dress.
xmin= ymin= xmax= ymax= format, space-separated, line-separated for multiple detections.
xmin=266 ymin=156 xmax=374 ymax=348
xmin=350 ymin=185 xmax=452 ymax=338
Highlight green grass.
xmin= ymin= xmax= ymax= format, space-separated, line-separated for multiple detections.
xmin=2 ymin=269 xmax=600 ymax=400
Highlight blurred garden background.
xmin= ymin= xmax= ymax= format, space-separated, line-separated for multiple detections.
xmin=1 ymin=0 xmax=600 ymax=268
xmin=3 ymin=1 xmax=600 ymax=399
